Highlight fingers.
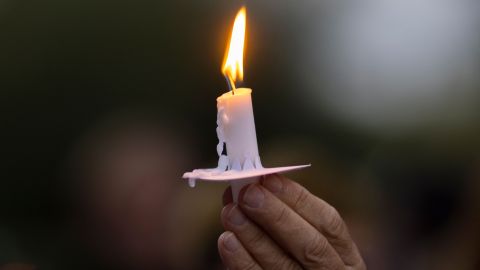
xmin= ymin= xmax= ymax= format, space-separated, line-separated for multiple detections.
xmin=221 ymin=204 xmax=302 ymax=270
xmin=218 ymin=231 xmax=262 ymax=270
xmin=238 ymin=184 xmax=344 ymax=269
xmin=262 ymin=174 xmax=365 ymax=269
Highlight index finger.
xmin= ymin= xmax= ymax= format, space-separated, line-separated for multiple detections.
xmin=261 ymin=174 xmax=365 ymax=268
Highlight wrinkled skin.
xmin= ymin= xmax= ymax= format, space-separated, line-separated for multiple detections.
xmin=218 ymin=174 xmax=366 ymax=270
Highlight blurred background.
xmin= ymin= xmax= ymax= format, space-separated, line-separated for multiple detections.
xmin=1 ymin=0 xmax=480 ymax=269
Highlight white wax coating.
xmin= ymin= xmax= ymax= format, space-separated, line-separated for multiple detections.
xmin=217 ymin=88 xmax=259 ymax=169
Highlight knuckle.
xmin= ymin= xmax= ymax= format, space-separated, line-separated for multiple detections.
xmin=244 ymin=228 xmax=266 ymax=247
xmin=302 ymin=233 xmax=330 ymax=265
xmin=324 ymin=206 xmax=345 ymax=237
xmin=293 ymin=187 xmax=310 ymax=210
xmin=273 ymin=206 xmax=290 ymax=226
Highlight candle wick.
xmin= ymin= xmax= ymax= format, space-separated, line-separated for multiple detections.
xmin=225 ymin=74 xmax=236 ymax=95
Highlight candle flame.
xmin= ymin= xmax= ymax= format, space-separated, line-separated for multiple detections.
xmin=222 ymin=7 xmax=246 ymax=88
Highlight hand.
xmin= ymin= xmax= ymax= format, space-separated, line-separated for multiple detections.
xmin=218 ymin=174 xmax=366 ymax=270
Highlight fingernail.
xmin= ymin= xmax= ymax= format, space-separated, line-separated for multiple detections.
xmin=222 ymin=232 xmax=240 ymax=252
xmin=242 ymin=185 xmax=264 ymax=208
xmin=263 ymin=174 xmax=283 ymax=193
xmin=228 ymin=205 xmax=246 ymax=226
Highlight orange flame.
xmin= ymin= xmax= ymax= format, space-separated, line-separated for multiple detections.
xmin=222 ymin=7 xmax=246 ymax=88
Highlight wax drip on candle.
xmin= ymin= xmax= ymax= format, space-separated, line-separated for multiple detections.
xmin=184 ymin=89 xmax=264 ymax=184
xmin=216 ymin=88 xmax=263 ymax=172
xmin=216 ymin=102 xmax=229 ymax=171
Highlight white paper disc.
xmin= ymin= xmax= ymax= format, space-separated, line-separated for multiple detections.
xmin=183 ymin=164 xmax=311 ymax=182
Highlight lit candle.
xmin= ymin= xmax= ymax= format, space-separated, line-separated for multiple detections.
xmin=183 ymin=7 xmax=310 ymax=202
xmin=216 ymin=7 xmax=263 ymax=200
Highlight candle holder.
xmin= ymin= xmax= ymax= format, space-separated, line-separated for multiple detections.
xmin=183 ymin=164 xmax=310 ymax=202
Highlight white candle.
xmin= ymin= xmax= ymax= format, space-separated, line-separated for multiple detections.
xmin=217 ymin=88 xmax=260 ymax=170
xmin=217 ymin=7 xmax=264 ymax=201
xmin=216 ymin=88 xmax=262 ymax=201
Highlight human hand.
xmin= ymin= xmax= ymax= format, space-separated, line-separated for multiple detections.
xmin=218 ymin=174 xmax=366 ymax=270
